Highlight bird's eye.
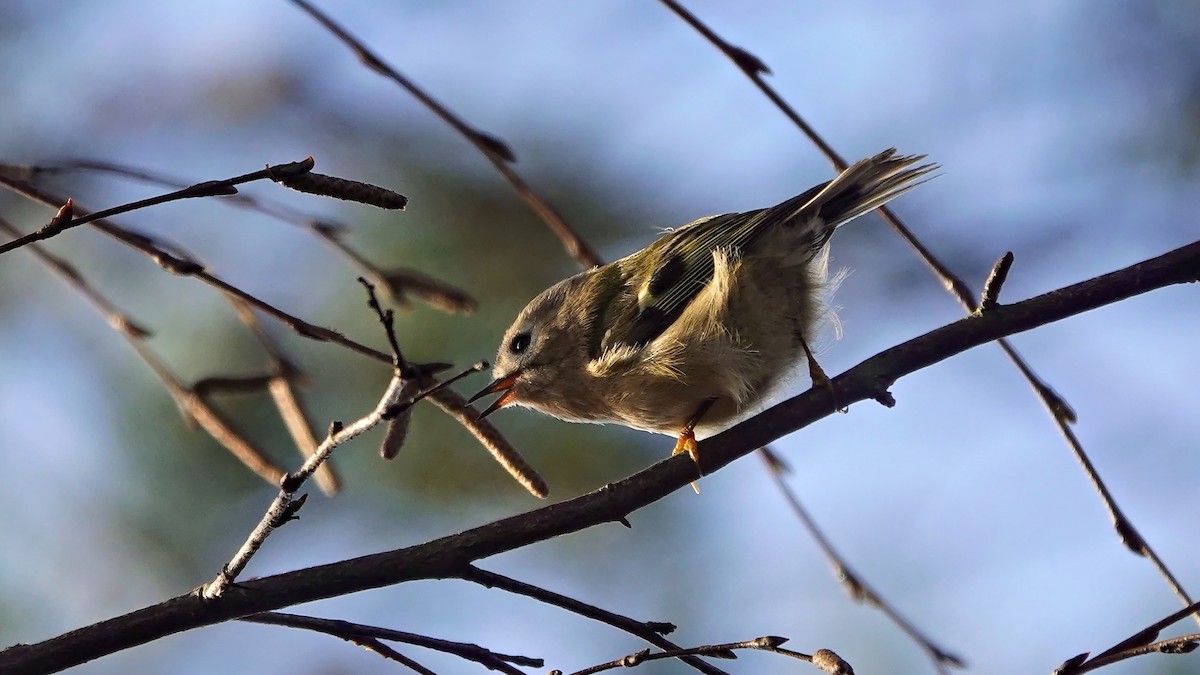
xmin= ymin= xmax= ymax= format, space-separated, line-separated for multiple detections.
xmin=508 ymin=332 xmax=531 ymax=354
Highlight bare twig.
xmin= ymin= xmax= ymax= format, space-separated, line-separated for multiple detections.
xmin=462 ymin=566 xmax=731 ymax=675
xmin=390 ymin=362 xmax=485 ymax=415
xmin=0 ymin=158 xmax=476 ymax=312
xmin=357 ymin=276 xmax=489 ymax=463
xmin=288 ymin=0 xmax=603 ymax=269
xmin=1058 ymin=419 xmax=1198 ymax=625
xmin=242 ymin=612 xmax=541 ymax=675
xmin=656 ymin=0 xmax=1198 ymax=628
xmin=191 ymin=374 xmax=278 ymax=397
xmin=4 ymin=238 xmax=1194 ymax=673
xmin=202 ymin=278 xmax=493 ymax=598
xmin=1053 ymin=599 xmax=1200 ymax=673
xmin=355 ymin=641 xmax=437 ymax=675
xmin=201 ymin=373 xmax=407 ymax=600
xmin=555 ymin=636 xmax=849 ymax=675
xmin=0 ymin=159 xmax=316 ymax=256
xmin=0 ymin=173 xmax=397 ymax=364
xmin=248 ymin=611 xmax=437 ymax=673
xmin=758 ymin=448 xmax=963 ymax=673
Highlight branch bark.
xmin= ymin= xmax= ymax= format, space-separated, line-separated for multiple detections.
xmin=2 ymin=240 xmax=1196 ymax=674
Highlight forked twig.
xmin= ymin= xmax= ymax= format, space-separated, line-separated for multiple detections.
xmin=556 ymin=636 xmax=851 ymax=675
xmin=243 ymin=612 xmax=542 ymax=675
xmin=462 ymin=566 xmax=731 ymax=675
xmin=0 ymin=173 xmax=394 ymax=364
xmin=0 ymin=159 xmax=315 ymax=256
xmin=201 ymin=373 xmax=408 ymax=599
xmin=1053 ymin=599 xmax=1200 ymax=673
xmin=1 ymin=158 xmax=476 ymax=312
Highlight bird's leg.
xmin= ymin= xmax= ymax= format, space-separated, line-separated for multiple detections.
xmin=672 ymin=397 xmax=716 ymax=494
xmin=800 ymin=335 xmax=845 ymax=413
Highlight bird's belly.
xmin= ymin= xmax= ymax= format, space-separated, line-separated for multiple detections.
xmin=595 ymin=355 xmax=794 ymax=436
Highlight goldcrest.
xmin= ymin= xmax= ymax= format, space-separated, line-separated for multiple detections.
xmin=470 ymin=149 xmax=935 ymax=455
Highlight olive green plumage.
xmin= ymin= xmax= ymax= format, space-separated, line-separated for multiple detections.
xmin=474 ymin=148 xmax=936 ymax=436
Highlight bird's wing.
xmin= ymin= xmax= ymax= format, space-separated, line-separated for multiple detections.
xmin=598 ymin=184 xmax=825 ymax=355
xmin=593 ymin=148 xmax=936 ymax=361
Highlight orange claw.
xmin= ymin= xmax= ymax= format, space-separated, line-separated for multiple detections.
xmin=672 ymin=427 xmax=701 ymax=494
xmin=671 ymin=398 xmax=715 ymax=494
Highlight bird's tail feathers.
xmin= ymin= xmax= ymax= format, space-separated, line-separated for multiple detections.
xmin=802 ymin=148 xmax=938 ymax=232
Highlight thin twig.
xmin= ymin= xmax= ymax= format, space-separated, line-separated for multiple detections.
xmin=656 ymin=0 xmax=1198 ymax=628
xmin=288 ymin=0 xmax=603 ymax=269
xmin=202 ymin=284 xmax=490 ymax=597
xmin=758 ymin=448 xmax=963 ymax=673
xmin=0 ymin=173 xmax=397 ymax=364
xmin=1053 ymin=599 xmax=1200 ymax=673
xmin=557 ymin=636 xmax=847 ymax=675
xmin=242 ymin=612 xmax=541 ymax=675
xmin=359 ymin=276 xmax=407 ymax=370
xmin=390 ymin=362 xmax=486 ymax=416
xmin=0 ymin=159 xmax=315 ymax=256
xmin=462 ymin=566 xmax=731 ymax=675
xmin=355 ymin=641 xmax=437 ymax=675
xmin=0 ymin=158 xmax=476 ymax=312
xmin=201 ymin=373 xmax=406 ymax=599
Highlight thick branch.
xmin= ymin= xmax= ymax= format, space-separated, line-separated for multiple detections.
xmin=1 ymin=240 xmax=1196 ymax=674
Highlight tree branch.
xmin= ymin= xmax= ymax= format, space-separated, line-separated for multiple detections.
xmin=1 ymin=239 xmax=1195 ymax=674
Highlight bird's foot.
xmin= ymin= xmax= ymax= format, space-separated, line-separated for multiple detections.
xmin=802 ymin=337 xmax=845 ymax=413
xmin=671 ymin=430 xmax=701 ymax=494
xmin=672 ymin=399 xmax=715 ymax=494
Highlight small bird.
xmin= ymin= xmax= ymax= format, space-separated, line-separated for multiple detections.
xmin=469 ymin=149 xmax=935 ymax=477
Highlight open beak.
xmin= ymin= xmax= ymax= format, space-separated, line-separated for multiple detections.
xmin=466 ymin=371 xmax=521 ymax=419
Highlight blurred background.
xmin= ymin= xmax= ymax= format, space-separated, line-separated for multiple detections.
xmin=1 ymin=1 xmax=1198 ymax=673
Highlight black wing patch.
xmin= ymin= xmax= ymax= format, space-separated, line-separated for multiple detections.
xmin=604 ymin=212 xmax=752 ymax=352
xmin=647 ymin=252 xmax=686 ymax=297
